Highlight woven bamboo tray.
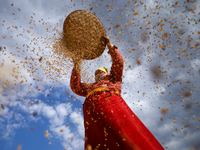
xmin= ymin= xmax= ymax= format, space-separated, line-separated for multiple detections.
xmin=63 ymin=10 xmax=106 ymax=60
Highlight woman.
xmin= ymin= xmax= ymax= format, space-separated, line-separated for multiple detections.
xmin=70 ymin=34 xmax=164 ymax=150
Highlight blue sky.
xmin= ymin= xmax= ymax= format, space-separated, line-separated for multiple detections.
xmin=0 ymin=0 xmax=200 ymax=150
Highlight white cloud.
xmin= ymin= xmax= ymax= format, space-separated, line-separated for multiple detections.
xmin=2 ymin=123 xmax=21 ymax=140
xmin=56 ymin=103 xmax=71 ymax=118
xmin=42 ymin=105 xmax=56 ymax=119
xmin=70 ymin=111 xmax=84 ymax=137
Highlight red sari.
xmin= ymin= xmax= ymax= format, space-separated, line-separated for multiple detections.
xmin=70 ymin=46 xmax=164 ymax=150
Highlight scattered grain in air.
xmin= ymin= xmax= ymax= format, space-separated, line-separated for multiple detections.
xmin=134 ymin=12 xmax=139 ymax=16
xmin=136 ymin=59 xmax=141 ymax=65
xmin=49 ymin=142 xmax=51 ymax=145
xmin=162 ymin=141 xmax=165 ymax=144
xmin=30 ymin=126 xmax=35 ymax=130
xmin=1 ymin=113 xmax=3 ymax=116
xmin=14 ymin=115 xmax=16 ymax=118
xmin=183 ymin=91 xmax=192 ymax=97
xmin=28 ymin=102 xmax=34 ymax=105
xmin=17 ymin=145 xmax=22 ymax=150
xmin=170 ymin=126 xmax=173 ymax=129
xmin=47 ymin=100 xmax=49 ymax=102
xmin=45 ymin=130 xmax=50 ymax=137
xmin=158 ymin=28 xmax=164 ymax=32
xmin=33 ymin=112 xmax=38 ymax=117
xmin=66 ymin=123 xmax=69 ymax=125
xmin=127 ymin=21 xmax=131 ymax=25
xmin=25 ymin=16 xmax=28 ymax=18
xmin=1 ymin=104 xmax=5 ymax=110
xmin=161 ymin=108 xmax=169 ymax=114
xmin=30 ymin=111 xmax=33 ymax=113
xmin=9 ymin=104 xmax=12 ymax=106
xmin=79 ymin=108 xmax=81 ymax=111
xmin=60 ymin=129 xmax=64 ymax=132
xmin=118 ymin=30 xmax=121 ymax=34
xmin=3 ymin=85 xmax=7 ymax=89
xmin=50 ymin=88 xmax=52 ymax=91
xmin=197 ymin=126 xmax=199 ymax=129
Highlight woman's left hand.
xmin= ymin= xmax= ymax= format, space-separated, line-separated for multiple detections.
xmin=103 ymin=33 xmax=110 ymax=45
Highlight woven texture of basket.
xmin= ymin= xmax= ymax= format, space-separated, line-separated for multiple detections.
xmin=63 ymin=10 xmax=106 ymax=60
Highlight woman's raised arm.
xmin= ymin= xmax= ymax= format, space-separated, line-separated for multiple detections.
xmin=103 ymin=34 xmax=124 ymax=82
xmin=70 ymin=63 xmax=90 ymax=97
xmin=108 ymin=45 xmax=124 ymax=82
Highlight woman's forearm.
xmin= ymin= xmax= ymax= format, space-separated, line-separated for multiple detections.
xmin=108 ymin=44 xmax=124 ymax=82
xmin=70 ymin=66 xmax=81 ymax=94
xmin=70 ymin=66 xmax=89 ymax=97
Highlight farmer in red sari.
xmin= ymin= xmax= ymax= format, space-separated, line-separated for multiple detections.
xmin=70 ymin=34 xmax=164 ymax=150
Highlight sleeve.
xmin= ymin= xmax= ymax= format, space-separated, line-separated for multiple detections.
xmin=70 ymin=67 xmax=90 ymax=97
xmin=109 ymin=45 xmax=124 ymax=82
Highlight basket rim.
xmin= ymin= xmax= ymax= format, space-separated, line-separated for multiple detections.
xmin=62 ymin=9 xmax=106 ymax=60
xmin=63 ymin=9 xmax=105 ymax=32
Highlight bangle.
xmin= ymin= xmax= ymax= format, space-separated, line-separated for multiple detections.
xmin=109 ymin=49 xmax=113 ymax=52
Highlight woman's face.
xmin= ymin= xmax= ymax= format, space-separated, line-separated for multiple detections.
xmin=95 ymin=70 xmax=106 ymax=82
xmin=95 ymin=70 xmax=105 ymax=76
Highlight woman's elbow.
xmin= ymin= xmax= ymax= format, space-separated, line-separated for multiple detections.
xmin=70 ymin=81 xmax=76 ymax=93
xmin=120 ymin=58 xmax=124 ymax=67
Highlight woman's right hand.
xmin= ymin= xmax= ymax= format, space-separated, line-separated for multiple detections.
xmin=72 ymin=56 xmax=81 ymax=70
xmin=103 ymin=33 xmax=114 ymax=52
xmin=107 ymin=43 xmax=114 ymax=50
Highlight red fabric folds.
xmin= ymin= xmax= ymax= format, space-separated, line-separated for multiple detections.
xmin=83 ymin=91 xmax=164 ymax=150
